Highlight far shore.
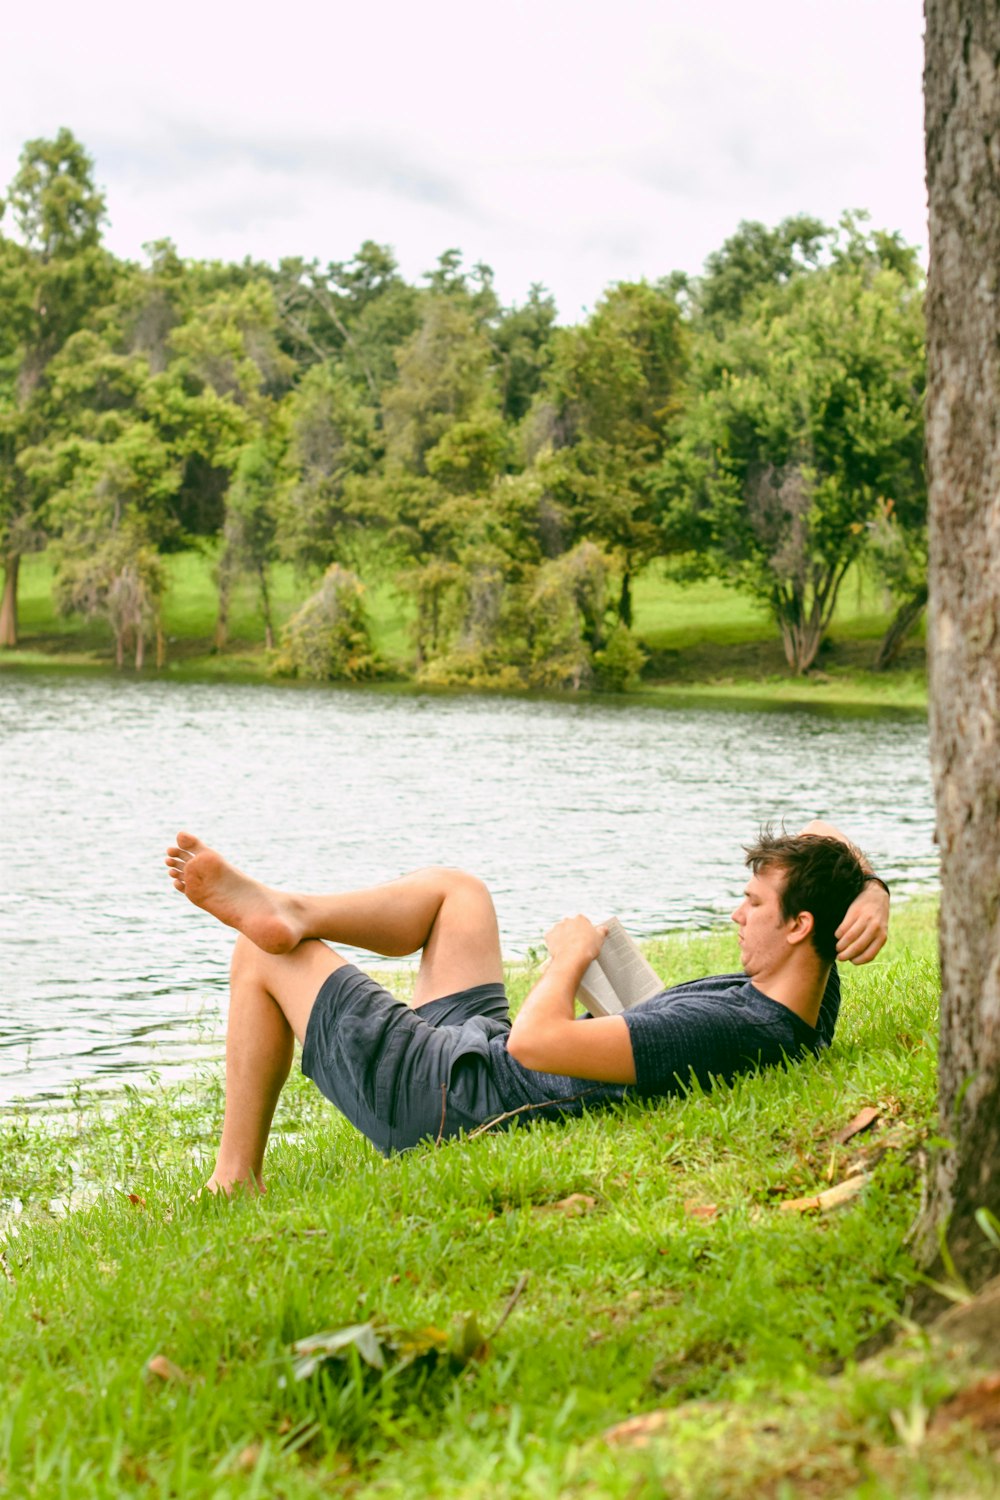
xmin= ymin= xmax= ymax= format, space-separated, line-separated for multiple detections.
xmin=2 ymin=549 xmax=928 ymax=715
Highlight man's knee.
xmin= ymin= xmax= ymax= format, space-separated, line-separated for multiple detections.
xmin=436 ymin=868 xmax=495 ymax=912
xmin=231 ymin=932 xmax=266 ymax=977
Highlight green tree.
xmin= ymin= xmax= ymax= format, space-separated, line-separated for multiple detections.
xmin=866 ymin=496 xmax=928 ymax=670
xmin=659 ymin=253 xmax=925 ymax=673
xmin=530 ymin=280 xmax=688 ymax=625
xmin=220 ymin=436 xmax=282 ymax=649
xmin=382 ymin=294 xmax=496 ymax=474
xmin=162 ymin=279 xmax=292 ymax=645
xmin=493 ymin=284 xmax=558 ymax=424
xmin=274 ymin=363 xmax=376 ymax=576
xmin=273 ymin=242 xmax=420 ymax=400
xmin=0 ymin=129 xmax=114 ymax=645
xmin=696 ymin=214 xmax=830 ymax=328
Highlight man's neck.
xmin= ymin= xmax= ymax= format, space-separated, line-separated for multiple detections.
xmin=748 ymin=954 xmax=831 ymax=1029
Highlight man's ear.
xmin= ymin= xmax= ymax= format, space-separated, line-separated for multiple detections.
xmin=786 ymin=910 xmax=815 ymax=948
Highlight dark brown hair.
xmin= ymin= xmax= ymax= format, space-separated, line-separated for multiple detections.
xmin=743 ymin=828 xmax=868 ymax=963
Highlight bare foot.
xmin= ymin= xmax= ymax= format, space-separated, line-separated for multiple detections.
xmin=193 ymin=1171 xmax=266 ymax=1200
xmin=165 ymin=832 xmax=304 ymax=953
xmin=191 ymin=1176 xmax=265 ymax=1200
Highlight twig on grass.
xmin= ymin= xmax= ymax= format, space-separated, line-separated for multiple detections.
xmin=435 ymin=1083 xmax=448 ymax=1147
xmin=0 ymin=1249 xmax=15 ymax=1287
xmin=489 ymin=1272 xmax=529 ymax=1340
xmin=466 ymin=1088 xmax=607 ymax=1139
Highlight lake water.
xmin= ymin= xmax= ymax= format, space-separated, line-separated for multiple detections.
xmin=0 ymin=674 xmax=937 ymax=1108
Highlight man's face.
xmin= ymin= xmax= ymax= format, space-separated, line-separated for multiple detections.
xmin=731 ymin=865 xmax=793 ymax=978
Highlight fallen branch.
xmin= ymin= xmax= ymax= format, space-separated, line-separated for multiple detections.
xmin=467 ymin=1088 xmax=609 ymax=1139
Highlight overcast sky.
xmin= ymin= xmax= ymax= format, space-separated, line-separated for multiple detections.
xmin=2 ymin=0 xmax=926 ymax=320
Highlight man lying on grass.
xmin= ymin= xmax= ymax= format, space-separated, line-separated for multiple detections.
xmin=165 ymin=820 xmax=889 ymax=1194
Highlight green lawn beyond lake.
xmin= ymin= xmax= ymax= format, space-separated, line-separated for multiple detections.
xmin=4 ymin=550 xmax=928 ymax=713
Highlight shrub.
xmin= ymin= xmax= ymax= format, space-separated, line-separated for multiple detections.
xmin=592 ymin=622 xmax=647 ymax=691
xmin=272 ymin=565 xmax=383 ymax=681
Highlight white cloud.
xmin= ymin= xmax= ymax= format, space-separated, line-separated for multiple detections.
xmin=0 ymin=0 xmax=927 ymax=320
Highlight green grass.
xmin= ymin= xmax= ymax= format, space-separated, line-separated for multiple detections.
xmin=4 ymin=903 xmax=996 ymax=1498
xmin=3 ymin=550 xmax=927 ymax=711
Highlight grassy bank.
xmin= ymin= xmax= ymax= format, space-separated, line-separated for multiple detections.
xmin=1 ymin=551 xmax=927 ymax=712
xmin=4 ymin=902 xmax=996 ymax=1498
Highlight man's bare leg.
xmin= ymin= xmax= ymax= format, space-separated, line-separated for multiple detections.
xmin=169 ymin=837 xmax=506 ymax=1190
xmin=208 ymin=936 xmax=344 ymax=1195
xmin=165 ymin=833 xmax=503 ymax=1001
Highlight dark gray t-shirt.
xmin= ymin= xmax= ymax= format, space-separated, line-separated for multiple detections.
xmin=486 ymin=965 xmax=840 ymax=1119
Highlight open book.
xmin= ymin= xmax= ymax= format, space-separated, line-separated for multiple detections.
xmin=571 ymin=918 xmax=664 ymax=1017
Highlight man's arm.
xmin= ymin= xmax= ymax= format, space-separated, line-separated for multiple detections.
xmin=800 ymin=818 xmax=890 ymax=965
xmin=506 ymin=916 xmax=637 ymax=1083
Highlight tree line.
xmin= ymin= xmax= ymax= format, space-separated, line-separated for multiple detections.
xmin=0 ymin=130 xmax=927 ymax=686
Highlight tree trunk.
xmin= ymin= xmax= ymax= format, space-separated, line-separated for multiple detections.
xmin=135 ymin=628 xmax=145 ymax=671
xmin=156 ymin=622 xmax=165 ymax=669
xmin=873 ymin=583 xmax=928 ymax=671
xmin=778 ymin=614 xmax=823 ymax=675
xmin=114 ymin=629 xmax=124 ymax=670
xmin=922 ymin=0 xmax=1000 ymax=1290
xmin=0 ymin=554 xmax=20 ymax=648
xmin=215 ymin=574 xmax=230 ymax=651
xmin=619 ymin=567 xmax=633 ymax=629
xmin=259 ymin=565 xmax=274 ymax=652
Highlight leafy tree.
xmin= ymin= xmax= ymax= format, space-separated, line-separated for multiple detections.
xmin=274 ymin=364 xmax=376 ymax=576
xmin=493 ymin=284 xmax=558 ymax=424
xmin=163 ymin=280 xmax=292 ymax=644
xmin=15 ymin=319 xmax=182 ymax=652
xmin=695 ymin=214 xmax=830 ymax=328
xmin=273 ymin=242 xmax=420 ymax=400
xmin=54 ymin=528 xmax=165 ymax=669
xmin=0 ymin=129 xmax=114 ymax=644
xmin=866 ymin=497 xmax=928 ymax=670
xmin=530 ymin=280 xmax=688 ymax=624
xmin=658 ymin=256 xmax=925 ymax=673
xmin=382 ymin=295 xmax=496 ymax=474
xmin=220 ymin=437 xmax=282 ymax=649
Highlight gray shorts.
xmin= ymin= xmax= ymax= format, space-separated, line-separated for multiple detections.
xmin=301 ymin=964 xmax=512 ymax=1155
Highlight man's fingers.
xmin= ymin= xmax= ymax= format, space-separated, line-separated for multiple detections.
xmin=837 ymin=921 xmax=875 ymax=960
xmin=848 ymin=935 xmax=884 ymax=966
xmin=835 ymin=916 xmax=866 ymax=951
xmin=837 ymin=923 xmax=888 ymax=965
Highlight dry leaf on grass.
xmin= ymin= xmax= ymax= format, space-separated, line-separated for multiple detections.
xmin=835 ymin=1106 xmax=880 ymax=1145
xmin=930 ymin=1375 xmax=1000 ymax=1438
xmin=683 ymin=1201 xmax=719 ymax=1221
xmin=778 ymin=1175 xmax=869 ymax=1214
xmin=532 ymin=1194 xmax=596 ymax=1217
xmin=126 ymin=1193 xmax=146 ymax=1208
xmin=602 ymin=1410 xmax=671 ymax=1447
xmin=146 ymin=1354 xmax=187 ymax=1384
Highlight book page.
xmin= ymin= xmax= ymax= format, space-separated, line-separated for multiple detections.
xmin=578 ymin=918 xmax=663 ymax=1015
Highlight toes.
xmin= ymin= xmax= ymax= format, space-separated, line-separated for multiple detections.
xmin=176 ymin=832 xmax=201 ymax=851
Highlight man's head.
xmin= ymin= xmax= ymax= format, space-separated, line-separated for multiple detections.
xmin=733 ymin=828 xmax=868 ymax=973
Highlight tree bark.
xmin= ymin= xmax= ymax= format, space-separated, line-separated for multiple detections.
xmin=923 ymin=0 xmax=1000 ymax=1289
xmin=873 ymin=583 xmax=928 ymax=671
xmin=0 ymin=554 xmax=20 ymax=647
